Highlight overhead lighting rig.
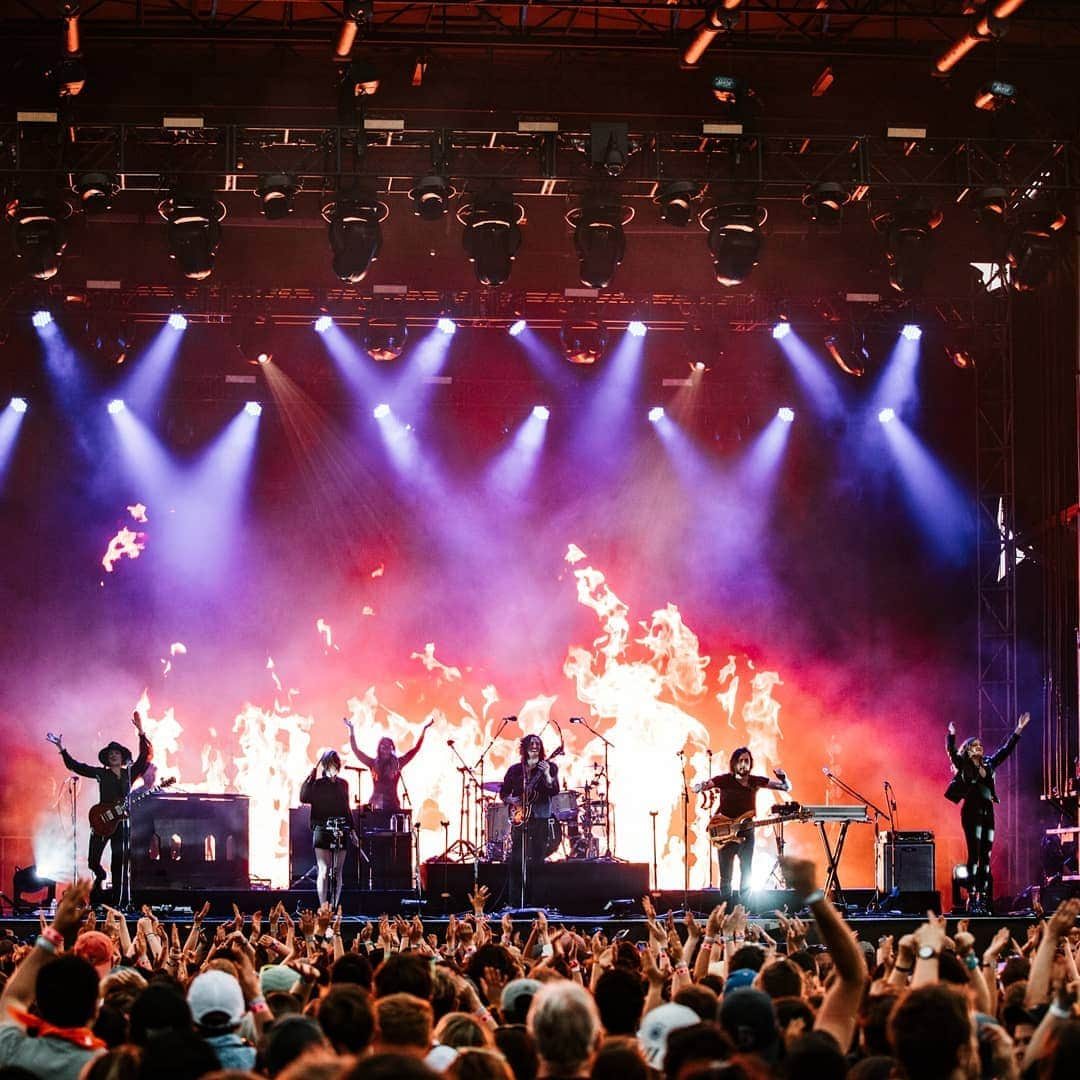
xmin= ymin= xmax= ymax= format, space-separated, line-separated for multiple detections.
xmin=457 ymin=186 xmax=525 ymax=287
xmin=1006 ymin=199 xmax=1067 ymax=291
xmin=409 ymin=175 xmax=457 ymax=221
xmin=72 ymin=172 xmax=120 ymax=214
xmin=653 ymin=181 xmax=701 ymax=227
xmin=256 ymin=174 xmax=300 ymax=220
xmin=5 ymin=194 xmax=72 ymax=280
xmin=699 ymin=200 xmax=766 ymax=287
xmin=49 ymin=2 xmax=86 ymax=98
xmin=322 ymin=189 xmax=388 ymax=284
xmin=872 ymin=195 xmax=942 ymax=293
xmin=560 ymin=320 xmax=608 ymax=366
xmin=566 ymin=189 xmax=634 ymax=289
xmin=158 ymin=190 xmax=226 ymax=281
xmin=802 ymin=182 xmax=850 ymax=227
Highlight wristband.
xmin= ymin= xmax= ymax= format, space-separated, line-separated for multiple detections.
xmin=675 ymin=962 xmax=690 ymax=973
xmin=1049 ymin=1002 xmax=1072 ymax=1019
xmin=703 ymin=935 xmax=716 ymax=945
xmin=803 ymin=889 xmax=826 ymax=906
xmin=893 ymin=964 xmax=913 ymax=974
xmin=35 ymin=935 xmax=57 ymax=953
xmin=568 ymin=961 xmax=581 ymax=972
xmin=42 ymin=927 xmax=63 ymax=947
xmin=965 ymin=953 xmax=979 ymax=971
xmin=250 ymin=996 xmax=271 ymax=1015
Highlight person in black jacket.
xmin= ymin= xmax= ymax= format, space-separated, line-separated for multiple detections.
xmin=46 ymin=710 xmax=151 ymax=905
xmin=500 ymin=734 xmax=560 ymax=906
xmin=300 ymin=750 xmax=353 ymax=908
xmin=945 ymin=711 xmax=1030 ymax=913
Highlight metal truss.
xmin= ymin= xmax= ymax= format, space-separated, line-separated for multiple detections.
xmin=4 ymin=120 xmax=1079 ymax=205
xmin=975 ymin=308 xmax=1020 ymax=893
xmin=4 ymin=1 xmax=1080 ymax=52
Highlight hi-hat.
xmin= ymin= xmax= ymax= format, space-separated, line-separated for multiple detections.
xmin=481 ymin=781 xmax=504 ymax=793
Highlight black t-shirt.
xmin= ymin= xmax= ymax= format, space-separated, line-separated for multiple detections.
xmin=712 ymin=773 xmax=770 ymax=819
xmin=299 ymin=775 xmax=351 ymax=829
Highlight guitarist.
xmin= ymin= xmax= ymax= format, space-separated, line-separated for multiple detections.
xmin=500 ymin=734 xmax=560 ymax=905
xmin=694 ymin=746 xmax=790 ymax=900
xmin=46 ymin=711 xmax=152 ymax=905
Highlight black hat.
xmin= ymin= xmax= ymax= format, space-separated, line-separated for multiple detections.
xmin=98 ymin=741 xmax=133 ymax=766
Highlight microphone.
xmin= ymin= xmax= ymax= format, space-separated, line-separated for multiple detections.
xmin=821 ymin=766 xmax=830 ymax=775
xmin=569 ymin=717 xmax=584 ymax=724
xmin=446 ymin=739 xmax=455 ymax=746
xmin=502 ymin=716 xmax=517 ymax=722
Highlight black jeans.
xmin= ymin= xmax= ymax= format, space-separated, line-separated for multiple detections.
xmin=88 ymin=824 xmax=129 ymax=904
xmin=961 ymin=798 xmax=995 ymax=898
xmin=508 ymin=818 xmax=555 ymax=906
xmin=717 ymin=832 xmax=755 ymax=898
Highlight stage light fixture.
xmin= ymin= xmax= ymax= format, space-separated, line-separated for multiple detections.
xmin=32 ymin=310 xmax=53 ymax=328
xmin=255 ymin=174 xmax=299 ymax=220
xmin=508 ymin=319 xmax=527 ymax=338
xmin=560 ymin=321 xmax=608 ymax=365
xmin=323 ymin=191 xmax=388 ymax=284
xmin=590 ymin=122 xmax=630 ymax=177
xmin=653 ymin=181 xmax=700 ymax=227
xmin=532 ymin=405 xmax=551 ymax=421
xmin=373 ymin=402 xmax=391 ymax=419
xmin=777 ymin=406 xmax=795 ymax=423
xmin=825 ymin=334 xmax=865 ymax=378
xmin=10 ymin=397 xmax=28 ymax=413
xmin=1006 ymin=200 xmax=1067 ymax=291
xmin=900 ymin=324 xmax=922 ymax=341
xmin=699 ymin=201 xmax=767 ymax=287
xmin=878 ymin=407 xmax=896 ymax=424
xmin=436 ymin=317 xmax=457 ymax=336
xmin=974 ymin=80 xmax=1017 ymax=112
xmin=972 ymin=186 xmax=1008 ymax=226
xmin=692 ymin=361 xmax=707 ymax=373
xmin=107 ymin=398 xmax=126 ymax=414
xmin=167 ymin=312 xmax=188 ymax=331
xmin=772 ymin=320 xmax=792 ymax=340
xmin=5 ymin=196 xmax=71 ymax=280
xmin=12 ymin=863 xmax=55 ymax=913
xmin=366 ymin=319 xmax=408 ymax=362
xmin=72 ymin=172 xmax=120 ymax=214
xmin=627 ymin=320 xmax=647 ymax=338
xmin=648 ymin=406 xmax=665 ymax=423
xmin=158 ymin=191 xmax=226 ymax=281
xmin=409 ymin=175 xmax=456 ymax=221
xmin=802 ymin=182 xmax=849 ymax=226
xmin=946 ymin=345 xmax=975 ymax=370
xmin=314 ymin=315 xmax=334 ymax=334
xmin=711 ymin=74 xmax=747 ymax=106
xmin=566 ymin=191 xmax=634 ymax=289
xmin=342 ymin=58 xmax=380 ymax=97
xmin=871 ymin=195 xmax=942 ymax=294
xmin=244 ymin=401 xmax=263 ymax=417
xmin=458 ymin=187 xmax=525 ymax=287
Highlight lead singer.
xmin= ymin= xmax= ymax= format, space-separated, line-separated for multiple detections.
xmin=500 ymin=734 xmax=560 ymax=905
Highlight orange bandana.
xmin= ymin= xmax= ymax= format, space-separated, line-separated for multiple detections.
xmin=6 ymin=1007 xmax=106 ymax=1050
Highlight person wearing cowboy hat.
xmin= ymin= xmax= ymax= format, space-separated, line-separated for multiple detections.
xmin=46 ymin=711 xmax=152 ymax=906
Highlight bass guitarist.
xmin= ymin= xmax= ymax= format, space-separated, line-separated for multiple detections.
xmin=46 ymin=711 xmax=152 ymax=906
xmin=694 ymin=746 xmax=791 ymax=900
xmin=500 ymin=734 xmax=560 ymax=905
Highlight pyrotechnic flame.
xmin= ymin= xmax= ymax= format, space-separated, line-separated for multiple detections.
xmin=127 ymin=503 xmax=148 ymax=523
xmin=316 ymin=618 xmax=338 ymax=650
xmin=371 ymin=564 xmax=385 ymax=578
xmin=266 ymin=656 xmax=283 ymax=693
xmin=565 ymin=543 xmax=587 ymax=564
xmin=102 ymin=527 xmax=145 ymax=572
xmin=411 ymin=642 xmax=462 ymax=682
xmin=170 ymin=642 xmax=187 ymax=656
xmin=361 ymin=606 xmax=375 ymax=616
xmin=161 ymin=659 xmax=171 ymax=677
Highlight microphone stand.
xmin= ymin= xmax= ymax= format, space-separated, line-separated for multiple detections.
xmin=446 ymin=741 xmax=482 ymax=876
xmin=474 ymin=717 xmax=514 ymax=858
xmin=821 ymin=768 xmax=889 ymax=913
xmin=705 ymin=749 xmax=714 ymax=888
xmin=571 ymin=716 xmax=618 ymax=861
xmin=678 ymin=751 xmax=690 ymax=910
xmin=68 ymin=776 xmax=80 ymax=886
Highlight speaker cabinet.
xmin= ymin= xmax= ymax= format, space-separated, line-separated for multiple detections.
xmin=877 ymin=833 xmax=935 ymax=893
xmin=360 ymin=832 xmax=413 ymax=891
xmin=289 ymin=808 xmax=362 ymax=889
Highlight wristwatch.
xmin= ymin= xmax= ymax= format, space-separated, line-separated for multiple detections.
xmin=917 ymin=944 xmax=939 ymax=960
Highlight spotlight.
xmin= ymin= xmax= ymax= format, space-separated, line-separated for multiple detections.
xmin=167 ymin=312 xmax=188 ymax=331
xmin=255 ymin=174 xmax=299 ymax=220
xmin=458 ymin=186 xmax=525 ymax=287
xmin=72 ymin=172 xmax=120 ymax=214
xmin=900 ymin=324 xmax=922 ymax=341
xmin=946 ymin=345 xmax=975 ymax=370
xmin=825 ymin=334 xmax=865 ymax=378
xmin=373 ymin=402 xmax=391 ymax=419
xmin=777 ymin=406 xmax=795 ymax=423
xmin=341 ymin=58 xmax=380 ymax=97
xmin=878 ymin=407 xmax=896 ymax=424
xmin=653 ymin=181 xmax=700 ymax=228
xmin=158 ymin=191 xmax=226 ymax=281
xmin=12 ymin=864 xmax=55 ymax=913
xmin=244 ymin=401 xmax=263 ymax=417
xmin=699 ymin=201 xmax=767 ymax=287
xmin=322 ymin=191 xmax=388 ymax=284
xmin=508 ymin=319 xmax=527 ymax=338
xmin=10 ymin=397 xmax=28 ymax=413
xmin=436 ymin=317 xmax=456 ymax=336
xmin=566 ymin=190 xmax=634 ymax=289
xmin=532 ymin=405 xmax=551 ymax=421
xmin=107 ymin=398 xmax=126 ymax=414
xmin=648 ymin=406 xmax=665 ymax=423
xmin=802 ymin=182 xmax=850 ymax=226
xmin=772 ymin=321 xmax=792 ymax=340
xmin=627 ymin=320 xmax=647 ymax=338
xmin=974 ymin=80 xmax=1017 ymax=112
xmin=236 ymin=317 xmax=274 ymax=365
xmin=691 ymin=361 xmax=707 ymax=373
xmin=560 ymin=321 xmax=608 ymax=366
xmin=590 ymin=122 xmax=630 ymax=177
xmin=973 ymin=186 xmax=1008 ymax=226
xmin=710 ymin=74 xmax=748 ymax=106
xmin=256 ymin=352 xmax=271 ymax=365
xmin=1006 ymin=200 xmax=1067 ymax=291
xmin=409 ymin=175 xmax=456 ymax=221
xmin=871 ymin=195 xmax=942 ymax=294
xmin=32 ymin=310 xmax=53 ymax=328
xmin=366 ymin=319 xmax=408 ymax=362
xmin=314 ymin=315 xmax=334 ymax=334
xmin=5 ymin=196 xmax=71 ymax=280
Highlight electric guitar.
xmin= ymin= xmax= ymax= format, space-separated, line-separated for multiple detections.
xmin=707 ymin=806 xmax=812 ymax=847
xmin=88 ymin=777 xmax=176 ymax=838
xmin=507 ymin=747 xmax=565 ymax=825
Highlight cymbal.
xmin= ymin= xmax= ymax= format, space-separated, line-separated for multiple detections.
xmin=481 ymin=781 xmax=504 ymax=793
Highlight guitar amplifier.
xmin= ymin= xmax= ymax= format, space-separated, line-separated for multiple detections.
xmin=876 ymin=832 xmax=935 ymax=893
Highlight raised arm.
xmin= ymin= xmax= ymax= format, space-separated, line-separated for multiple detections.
xmin=946 ymin=722 xmax=964 ymax=769
xmin=782 ymin=855 xmax=867 ymax=1053
xmin=47 ymin=732 xmax=100 ymax=780
xmin=989 ymin=712 xmax=1029 ymax=769
xmin=343 ymin=717 xmax=376 ymax=767
xmin=299 ymin=767 xmax=318 ymax=805
xmin=131 ymin=712 xmax=152 ymax=780
xmin=398 ymin=719 xmax=434 ymax=769
xmin=766 ymin=767 xmax=791 ymax=792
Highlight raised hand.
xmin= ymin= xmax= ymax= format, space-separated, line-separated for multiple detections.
xmin=343 ymin=716 xmax=354 ymax=732
xmin=468 ymin=884 xmax=490 ymax=916
xmin=948 ymin=721 xmax=956 ymax=736
xmin=52 ymin=879 xmax=92 ymax=936
xmin=46 ymin=732 xmax=63 ymax=750
xmin=1016 ymin=712 xmax=1031 ymax=734
xmin=779 ymin=856 xmax=819 ymax=901
xmin=1048 ymin=898 xmax=1080 ymax=939
xmin=132 ymin=711 xmax=144 ymax=732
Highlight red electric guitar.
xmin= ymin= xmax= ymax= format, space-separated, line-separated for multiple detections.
xmin=88 ymin=777 xmax=175 ymax=838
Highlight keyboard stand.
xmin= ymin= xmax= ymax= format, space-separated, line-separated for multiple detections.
xmin=816 ymin=820 xmax=852 ymax=906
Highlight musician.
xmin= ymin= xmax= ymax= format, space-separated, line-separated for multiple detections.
xmin=46 ymin=711 xmax=151 ymax=905
xmin=500 ymin=735 xmax=560 ymax=902
xmin=299 ymin=750 xmax=354 ymax=908
xmin=946 ymin=712 xmax=1029 ymax=913
xmin=694 ymin=746 xmax=790 ymax=899
xmin=343 ymin=717 xmax=433 ymax=816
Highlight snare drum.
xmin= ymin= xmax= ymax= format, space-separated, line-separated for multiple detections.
xmin=486 ymin=803 xmax=511 ymax=851
xmin=550 ymin=790 xmax=580 ymax=822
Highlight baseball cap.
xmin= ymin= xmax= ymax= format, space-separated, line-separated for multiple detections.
xmin=719 ymin=987 xmax=780 ymax=1059
xmin=73 ymin=930 xmax=114 ymax=980
xmin=501 ymin=978 xmax=541 ymax=1023
xmin=187 ymin=969 xmax=246 ymax=1030
xmin=722 ymin=968 xmax=757 ymax=996
xmin=260 ymin=963 xmax=301 ymax=995
xmin=637 ymin=1002 xmax=699 ymax=1068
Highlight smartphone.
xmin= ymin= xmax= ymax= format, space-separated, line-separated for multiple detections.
xmin=613 ymin=928 xmax=631 ymax=940
xmin=635 ymin=941 xmax=647 ymax=951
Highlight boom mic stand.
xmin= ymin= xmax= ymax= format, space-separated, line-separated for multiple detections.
xmin=570 ymin=716 xmax=620 ymax=860
xmin=475 ymin=716 xmax=514 ymax=859
xmin=444 ymin=741 xmax=482 ymax=872
xmin=678 ymin=751 xmax=690 ymax=910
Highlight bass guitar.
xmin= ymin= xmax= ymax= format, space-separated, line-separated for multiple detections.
xmin=507 ymin=746 xmax=565 ymax=825
xmin=89 ymin=777 xmax=176 ymax=838
xmin=707 ymin=805 xmax=812 ymax=847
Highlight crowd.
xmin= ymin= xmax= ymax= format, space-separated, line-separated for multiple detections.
xmin=0 ymin=855 xmax=1077 ymax=1080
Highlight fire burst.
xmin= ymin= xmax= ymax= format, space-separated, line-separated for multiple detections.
xmin=102 ymin=527 xmax=145 ymax=572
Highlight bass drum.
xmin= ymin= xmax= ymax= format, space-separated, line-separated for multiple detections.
xmin=544 ymin=816 xmax=563 ymax=857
